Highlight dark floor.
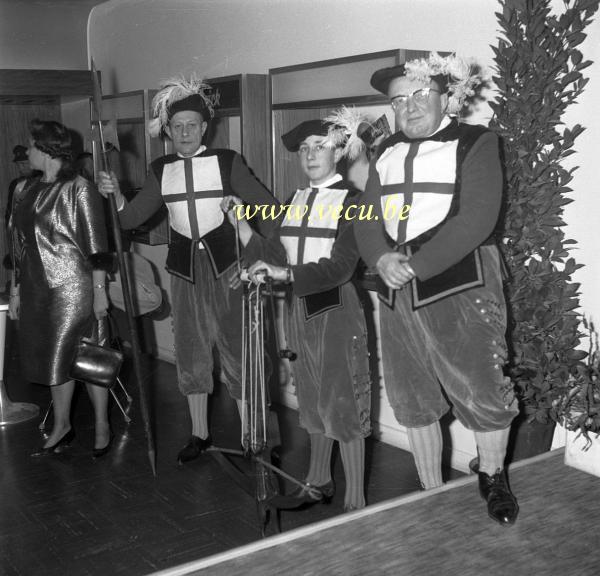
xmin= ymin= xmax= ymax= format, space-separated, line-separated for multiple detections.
xmin=0 ymin=325 xmax=461 ymax=576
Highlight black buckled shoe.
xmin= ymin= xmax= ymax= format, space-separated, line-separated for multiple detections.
xmin=269 ymin=480 xmax=335 ymax=510
xmin=177 ymin=435 xmax=212 ymax=465
xmin=471 ymin=460 xmax=518 ymax=525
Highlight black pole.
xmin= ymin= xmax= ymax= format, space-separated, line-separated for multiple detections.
xmin=105 ymin=191 xmax=157 ymax=477
xmin=91 ymin=61 xmax=156 ymax=476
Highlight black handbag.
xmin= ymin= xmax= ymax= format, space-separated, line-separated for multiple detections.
xmin=69 ymin=317 xmax=124 ymax=388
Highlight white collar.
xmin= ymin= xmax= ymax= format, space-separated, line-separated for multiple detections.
xmin=429 ymin=116 xmax=452 ymax=137
xmin=178 ymin=145 xmax=206 ymax=159
xmin=309 ymin=173 xmax=343 ymax=189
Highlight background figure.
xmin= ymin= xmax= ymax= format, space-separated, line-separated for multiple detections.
xmin=355 ymin=54 xmax=520 ymax=525
xmin=8 ymin=119 xmax=112 ymax=457
xmin=75 ymin=151 xmax=95 ymax=182
xmin=5 ymin=145 xmax=39 ymax=228
xmin=97 ymin=75 xmax=279 ymax=465
xmin=4 ymin=145 xmax=42 ymax=276
xmin=223 ymin=117 xmax=371 ymax=512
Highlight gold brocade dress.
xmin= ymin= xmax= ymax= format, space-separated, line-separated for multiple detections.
xmin=12 ymin=177 xmax=107 ymax=386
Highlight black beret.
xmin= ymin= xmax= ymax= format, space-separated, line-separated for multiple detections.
xmin=12 ymin=145 xmax=28 ymax=163
xmin=281 ymin=119 xmax=333 ymax=152
xmin=168 ymin=94 xmax=210 ymax=121
xmin=370 ymin=64 xmax=407 ymax=95
xmin=370 ymin=64 xmax=448 ymax=95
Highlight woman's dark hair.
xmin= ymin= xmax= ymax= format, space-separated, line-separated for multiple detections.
xmin=29 ymin=119 xmax=77 ymax=181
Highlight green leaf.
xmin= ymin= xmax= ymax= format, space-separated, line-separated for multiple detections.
xmin=491 ymin=0 xmax=598 ymax=420
xmin=568 ymin=350 xmax=589 ymax=361
xmin=567 ymin=31 xmax=587 ymax=47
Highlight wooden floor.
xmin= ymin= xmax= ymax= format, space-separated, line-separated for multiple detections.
xmin=159 ymin=449 xmax=600 ymax=576
xmin=0 ymin=324 xmax=463 ymax=576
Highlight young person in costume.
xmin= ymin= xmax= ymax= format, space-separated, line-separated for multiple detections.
xmin=222 ymin=110 xmax=371 ymax=512
xmin=354 ymin=54 xmax=520 ymax=525
xmin=98 ymin=75 xmax=279 ymax=465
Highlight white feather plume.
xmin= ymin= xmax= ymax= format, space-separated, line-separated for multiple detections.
xmin=147 ymin=117 xmax=162 ymax=139
xmin=323 ymin=106 xmax=368 ymax=160
xmin=149 ymin=73 xmax=218 ymax=137
xmin=403 ymin=53 xmax=484 ymax=115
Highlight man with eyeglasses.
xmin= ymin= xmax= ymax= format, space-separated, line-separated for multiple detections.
xmin=354 ymin=54 xmax=520 ymax=525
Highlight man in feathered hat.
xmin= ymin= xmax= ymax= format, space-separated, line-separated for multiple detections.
xmin=221 ymin=110 xmax=371 ymax=512
xmin=98 ymin=74 xmax=279 ymax=465
xmin=354 ymin=53 xmax=520 ymax=525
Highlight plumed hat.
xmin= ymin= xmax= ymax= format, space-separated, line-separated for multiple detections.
xmin=281 ymin=120 xmax=331 ymax=152
xmin=282 ymin=107 xmax=367 ymax=161
xmin=371 ymin=52 xmax=483 ymax=115
xmin=148 ymin=73 xmax=219 ymax=137
xmin=371 ymin=64 xmax=447 ymax=95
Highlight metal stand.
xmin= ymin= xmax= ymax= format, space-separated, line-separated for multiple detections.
xmin=208 ymin=277 xmax=306 ymax=536
xmin=38 ymin=311 xmax=133 ymax=431
xmin=38 ymin=376 xmax=132 ymax=432
xmin=0 ymin=300 xmax=39 ymax=426
xmin=0 ymin=380 xmax=39 ymax=426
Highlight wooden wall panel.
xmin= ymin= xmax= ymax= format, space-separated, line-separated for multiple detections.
xmin=207 ymin=116 xmax=231 ymax=150
xmin=0 ymin=70 xmax=93 ymax=98
xmin=272 ymin=106 xmax=332 ymax=202
xmin=113 ymin=120 xmax=147 ymax=191
xmin=241 ymin=74 xmax=270 ymax=187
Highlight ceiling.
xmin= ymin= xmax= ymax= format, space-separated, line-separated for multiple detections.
xmin=4 ymin=0 xmax=107 ymax=7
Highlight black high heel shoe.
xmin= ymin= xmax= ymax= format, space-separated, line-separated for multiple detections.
xmin=92 ymin=432 xmax=114 ymax=459
xmin=31 ymin=428 xmax=75 ymax=457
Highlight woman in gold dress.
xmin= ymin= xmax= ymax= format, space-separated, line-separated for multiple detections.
xmin=8 ymin=119 xmax=112 ymax=457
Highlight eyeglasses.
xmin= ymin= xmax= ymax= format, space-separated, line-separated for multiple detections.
xmin=390 ymin=88 xmax=440 ymax=111
xmin=297 ymin=143 xmax=332 ymax=156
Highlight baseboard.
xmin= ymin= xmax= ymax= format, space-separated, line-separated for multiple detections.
xmin=279 ymin=388 xmax=298 ymax=410
xmin=371 ymin=420 xmax=410 ymax=451
xmin=149 ymin=357 xmax=476 ymax=473
xmin=276 ymin=385 xmax=476 ymax=473
xmin=444 ymin=446 xmax=477 ymax=474
xmin=156 ymin=346 xmax=175 ymax=364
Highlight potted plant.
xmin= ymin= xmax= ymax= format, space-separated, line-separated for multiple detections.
xmin=488 ymin=0 xmax=599 ymax=460
xmin=555 ymin=319 xmax=600 ymax=474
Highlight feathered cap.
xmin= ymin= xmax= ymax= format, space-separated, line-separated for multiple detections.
xmin=282 ymin=107 xmax=367 ymax=160
xmin=148 ymin=73 xmax=219 ymax=137
xmin=323 ymin=106 xmax=369 ymax=160
xmin=370 ymin=52 xmax=484 ymax=115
